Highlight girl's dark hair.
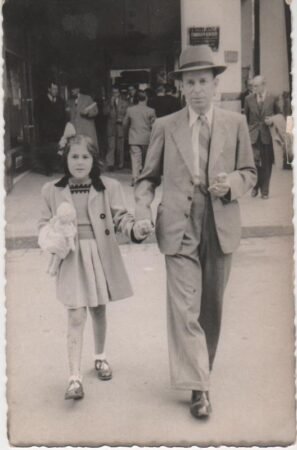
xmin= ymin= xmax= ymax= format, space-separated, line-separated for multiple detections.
xmin=62 ymin=134 xmax=103 ymax=185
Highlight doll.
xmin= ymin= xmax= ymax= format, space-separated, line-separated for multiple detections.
xmin=38 ymin=201 xmax=77 ymax=276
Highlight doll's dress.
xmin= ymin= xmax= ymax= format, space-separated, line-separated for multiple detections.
xmin=56 ymin=182 xmax=109 ymax=308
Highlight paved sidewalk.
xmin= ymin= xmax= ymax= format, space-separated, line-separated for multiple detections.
xmin=5 ymin=165 xmax=293 ymax=248
xmin=6 ymin=237 xmax=296 ymax=446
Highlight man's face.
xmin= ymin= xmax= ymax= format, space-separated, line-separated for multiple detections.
xmin=48 ymin=84 xmax=58 ymax=97
xmin=71 ymin=87 xmax=80 ymax=98
xmin=182 ymin=69 xmax=218 ymax=114
xmin=253 ymin=78 xmax=265 ymax=95
xmin=128 ymin=87 xmax=136 ymax=97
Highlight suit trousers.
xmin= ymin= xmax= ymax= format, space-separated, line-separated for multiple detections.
xmin=129 ymin=145 xmax=148 ymax=182
xmin=165 ymin=187 xmax=232 ymax=391
xmin=106 ymin=124 xmax=124 ymax=168
xmin=253 ymin=137 xmax=273 ymax=195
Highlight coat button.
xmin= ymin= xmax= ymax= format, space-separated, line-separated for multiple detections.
xmin=184 ymin=213 xmax=189 ymax=218
xmin=187 ymin=196 xmax=192 ymax=201
xmin=100 ymin=213 xmax=106 ymax=219
xmin=105 ymin=229 xmax=110 ymax=235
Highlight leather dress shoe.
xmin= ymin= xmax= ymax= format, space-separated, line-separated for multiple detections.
xmin=251 ymin=188 xmax=258 ymax=197
xmin=261 ymin=194 xmax=269 ymax=199
xmin=190 ymin=390 xmax=211 ymax=419
xmin=64 ymin=379 xmax=84 ymax=400
xmin=95 ymin=359 xmax=112 ymax=381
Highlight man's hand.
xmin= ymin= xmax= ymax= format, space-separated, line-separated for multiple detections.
xmin=133 ymin=219 xmax=154 ymax=241
xmin=208 ymin=173 xmax=230 ymax=198
xmin=264 ymin=116 xmax=273 ymax=126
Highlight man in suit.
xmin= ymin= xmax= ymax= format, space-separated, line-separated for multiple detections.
xmin=37 ymin=80 xmax=66 ymax=175
xmin=123 ymin=90 xmax=156 ymax=186
xmin=104 ymin=85 xmax=129 ymax=171
xmin=133 ymin=45 xmax=256 ymax=419
xmin=127 ymin=85 xmax=138 ymax=106
xmin=244 ymin=75 xmax=282 ymax=199
xmin=66 ymin=79 xmax=99 ymax=152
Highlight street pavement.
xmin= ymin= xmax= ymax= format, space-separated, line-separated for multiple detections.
xmin=5 ymin=164 xmax=294 ymax=247
xmin=6 ymin=236 xmax=296 ymax=446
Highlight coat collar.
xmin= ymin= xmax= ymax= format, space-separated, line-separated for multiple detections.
xmin=55 ymin=175 xmax=105 ymax=192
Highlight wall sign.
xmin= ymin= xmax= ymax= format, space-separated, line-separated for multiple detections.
xmin=189 ymin=27 xmax=220 ymax=51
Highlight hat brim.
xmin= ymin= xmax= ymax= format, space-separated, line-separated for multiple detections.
xmin=169 ymin=64 xmax=227 ymax=80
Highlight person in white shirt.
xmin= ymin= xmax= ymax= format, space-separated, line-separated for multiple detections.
xmin=133 ymin=45 xmax=256 ymax=419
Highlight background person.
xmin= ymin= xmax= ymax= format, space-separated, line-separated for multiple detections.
xmin=123 ymin=90 xmax=156 ymax=186
xmin=244 ymin=75 xmax=282 ymax=199
xmin=103 ymin=85 xmax=129 ymax=171
xmin=66 ymin=78 xmax=99 ymax=153
xmin=37 ymin=80 xmax=66 ymax=175
xmin=127 ymin=85 xmax=138 ymax=105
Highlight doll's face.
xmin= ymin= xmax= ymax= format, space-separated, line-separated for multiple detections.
xmin=67 ymin=144 xmax=93 ymax=181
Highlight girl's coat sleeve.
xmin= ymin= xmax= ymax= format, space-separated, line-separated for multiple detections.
xmin=38 ymin=183 xmax=53 ymax=232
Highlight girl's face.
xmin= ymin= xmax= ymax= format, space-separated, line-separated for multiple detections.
xmin=67 ymin=144 xmax=93 ymax=181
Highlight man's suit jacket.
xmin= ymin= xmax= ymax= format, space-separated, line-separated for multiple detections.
xmin=67 ymin=94 xmax=99 ymax=150
xmin=135 ymin=106 xmax=256 ymax=255
xmin=244 ymin=93 xmax=281 ymax=145
xmin=103 ymin=97 xmax=129 ymax=138
xmin=123 ymin=103 xmax=156 ymax=145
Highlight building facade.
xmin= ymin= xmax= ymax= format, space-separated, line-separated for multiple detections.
xmin=3 ymin=0 xmax=291 ymax=189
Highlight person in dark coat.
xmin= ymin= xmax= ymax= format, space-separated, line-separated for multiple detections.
xmin=150 ymin=84 xmax=181 ymax=117
xmin=37 ymin=80 xmax=66 ymax=175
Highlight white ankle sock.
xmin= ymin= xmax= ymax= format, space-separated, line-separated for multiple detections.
xmin=94 ymin=352 xmax=106 ymax=361
xmin=69 ymin=374 xmax=82 ymax=383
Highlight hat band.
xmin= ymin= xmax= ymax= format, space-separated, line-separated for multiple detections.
xmin=179 ymin=61 xmax=215 ymax=70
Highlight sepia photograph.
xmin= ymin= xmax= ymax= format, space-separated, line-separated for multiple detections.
xmin=3 ymin=0 xmax=296 ymax=447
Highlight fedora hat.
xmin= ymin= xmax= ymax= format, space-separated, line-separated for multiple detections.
xmin=169 ymin=45 xmax=226 ymax=79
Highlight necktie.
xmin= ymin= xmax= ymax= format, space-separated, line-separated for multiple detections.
xmin=198 ymin=115 xmax=211 ymax=185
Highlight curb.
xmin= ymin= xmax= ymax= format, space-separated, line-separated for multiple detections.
xmin=5 ymin=226 xmax=294 ymax=251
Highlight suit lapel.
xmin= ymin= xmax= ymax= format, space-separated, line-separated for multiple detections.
xmin=208 ymin=107 xmax=227 ymax=175
xmin=171 ymin=108 xmax=194 ymax=176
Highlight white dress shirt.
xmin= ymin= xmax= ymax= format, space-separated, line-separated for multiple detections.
xmin=188 ymin=104 xmax=214 ymax=185
xmin=257 ymin=91 xmax=266 ymax=104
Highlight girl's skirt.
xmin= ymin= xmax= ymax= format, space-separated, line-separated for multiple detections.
xmin=56 ymin=238 xmax=110 ymax=309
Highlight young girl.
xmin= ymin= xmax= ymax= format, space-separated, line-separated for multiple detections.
xmin=38 ymin=134 xmax=142 ymax=400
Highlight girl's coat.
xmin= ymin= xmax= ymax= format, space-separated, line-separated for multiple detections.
xmin=39 ymin=176 xmax=134 ymax=306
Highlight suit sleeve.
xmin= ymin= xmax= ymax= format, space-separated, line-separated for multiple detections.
xmin=134 ymin=119 xmax=165 ymax=222
xmin=38 ymin=183 xmax=54 ymax=232
xmin=122 ymin=110 xmax=130 ymax=136
xmin=227 ymin=115 xmax=257 ymax=201
xmin=84 ymin=96 xmax=98 ymax=118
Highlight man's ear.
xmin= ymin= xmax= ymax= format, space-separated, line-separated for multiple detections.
xmin=214 ymin=77 xmax=219 ymax=89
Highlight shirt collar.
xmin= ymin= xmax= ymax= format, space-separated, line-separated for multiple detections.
xmin=188 ymin=104 xmax=214 ymax=128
